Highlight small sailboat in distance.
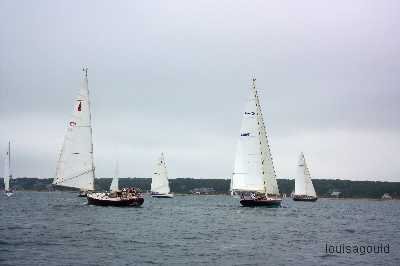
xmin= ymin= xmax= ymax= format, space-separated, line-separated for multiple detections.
xmin=151 ymin=153 xmax=173 ymax=198
xmin=4 ymin=141 xmax=13 ymax=197
xmin=53 ymin=68 xmax=95 ymax=197
xmin=232 ymin=77 xmax=281 ymax=207
xmin=293 ymin=153 xmax=318 ymax=202
xmin=109 ymin=160 xmax=119 ymax=193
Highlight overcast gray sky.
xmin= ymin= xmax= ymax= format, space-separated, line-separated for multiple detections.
xmin=1 ymin=0 xmax=399 ymax=181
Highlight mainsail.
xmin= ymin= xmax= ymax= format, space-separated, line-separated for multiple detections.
xmin=295 ymin=153 xmax=317 ymax=197
xmin=232 ymin=78 xmax=280 ymax=195
xmin=109 ymin=160 xmax=119 ymax=192
xmin=3 ymin=141 xmax=11 ymax=192
xmin=151 ymin=153 xmax=170 ymax=195
xmin=53 ymin=68 xmax=95 ymax=191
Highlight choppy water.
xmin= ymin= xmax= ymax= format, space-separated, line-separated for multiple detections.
xmin=0 ymin=192 xmax=399 ymax=266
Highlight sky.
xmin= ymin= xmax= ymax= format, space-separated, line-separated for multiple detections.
xmin=0 ymin=0 xmax=399 ymax=181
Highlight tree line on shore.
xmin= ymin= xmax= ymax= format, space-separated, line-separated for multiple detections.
xmin=1 ymin=177 xmax=399 ymax=198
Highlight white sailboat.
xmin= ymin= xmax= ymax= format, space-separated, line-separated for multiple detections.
xmin=4 ymin=141 xmax=13 ymax=196
xmin=232 ymin=77 xmax=281 ymax=207
xmin=53 ymin=68 xmax=95 ymax=196
xmin=151 ymin=153 xmax=173 ymax=198
xmin=293 ymin=152 xmax=317 ymax=201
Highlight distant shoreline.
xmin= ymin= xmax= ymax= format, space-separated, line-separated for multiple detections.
xmin=5 ymin=190 xmax=400 ymax=201
xmin=2 ymin=177 xmax=399 ymax=199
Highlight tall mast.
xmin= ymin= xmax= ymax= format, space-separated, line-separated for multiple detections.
xmin=8 ymin=141 xmax=11 ymax=177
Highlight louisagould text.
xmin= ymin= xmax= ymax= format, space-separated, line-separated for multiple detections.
xmin=325 ymin=243 xmax=390 ymax=255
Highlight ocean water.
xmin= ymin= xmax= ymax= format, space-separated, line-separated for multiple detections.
xmin=0 ymin=192 xmax=399 ymax=266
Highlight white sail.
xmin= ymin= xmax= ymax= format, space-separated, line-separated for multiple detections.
xmin=295 ymin=153 xmax=317 ymax=197
xmin=151 ymin=153 xmax=170 ymax=194
xmin=232 ymin=78 xmax=280 ymax=195
xmin=109 ymin=160 xmax=119 ymax=192
xmin=254 ymin=83 xmax=280 ymax=195
xmin=53 ymin=68 xmax=95 ymax=191
xmin=3 ymin=141 xmax=11 ymax=192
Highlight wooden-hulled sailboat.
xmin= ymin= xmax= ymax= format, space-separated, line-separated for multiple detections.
xmin=86 ymin=160 xmax=144 ymax=207
xmin=53 ymin=68 xmax=95 ymax=197
xmin=293 ymin=153 xmax=318 ymax=202
xmin=4 ymin=141 xmax=13 ymax=197
xmin=87 ymin=188 xmax=144 ymax=207
xmin=151 ymin=153 xmax=173 ymax=198
xmin=232 ymin=77 xmax=281 ymax=207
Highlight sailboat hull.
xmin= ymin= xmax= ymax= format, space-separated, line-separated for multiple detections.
xmin=240 ymin=198 xmax=282 ymax=207
xmin=151 ymin=192 xmax=174 ymax=198
xmin=5 ymin=190 xmax=13 ymax=197
xmin=87 ymin=194 xmax=144 ymax=207
xmin=78 ymin=190 xmax=92 ymax=197
xmin=293 ymin=195 xmax=318 ymax=202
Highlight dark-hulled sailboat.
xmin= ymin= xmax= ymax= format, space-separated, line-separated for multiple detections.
xmin=86 ymin=189 xmax=144 ymax=207
xmin=86 ymin=160 xmax=144 ymax=207
xmin=231 ymin=77 xmax=282 ymax=207
xmin=86 ymin=161 xmax=144 ymax=207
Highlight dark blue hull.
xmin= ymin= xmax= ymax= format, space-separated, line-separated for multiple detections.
xmin=240 ymin=198 xmax=282 ymax=207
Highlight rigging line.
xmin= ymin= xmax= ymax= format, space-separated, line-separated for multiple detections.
xmin=56 ymin=168 xmax=95 ymax=183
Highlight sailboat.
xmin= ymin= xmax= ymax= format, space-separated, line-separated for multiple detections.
xmin=4 ymin=141 xmax=13 ymax=197
xmin=87 ymin=186 xmax=144 ymax=206
xmin=86 ymin=160 xmax=144 ymax=207
xmin=231 ymin=77 xmax=281 ymax=207
xmin=293 ymin=153 xmax=318 ymax=201
xmin=151 ymin=153 xmax=173 ymax=198
xmin=53 ymin=68 xmax=95 ymax=197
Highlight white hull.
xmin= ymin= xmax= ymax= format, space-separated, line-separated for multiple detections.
xmin=151 ymin=193 xmax=174 ymax=198
xmin=5 ymin=191 xmax=13 ymax=197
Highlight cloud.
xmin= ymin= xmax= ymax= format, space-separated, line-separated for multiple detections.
xmin=1 ymin=0 xmax=399 ymax=181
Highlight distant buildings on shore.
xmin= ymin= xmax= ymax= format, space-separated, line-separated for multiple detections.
xmin=190 ymin=188 xmax=216 ymax=195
